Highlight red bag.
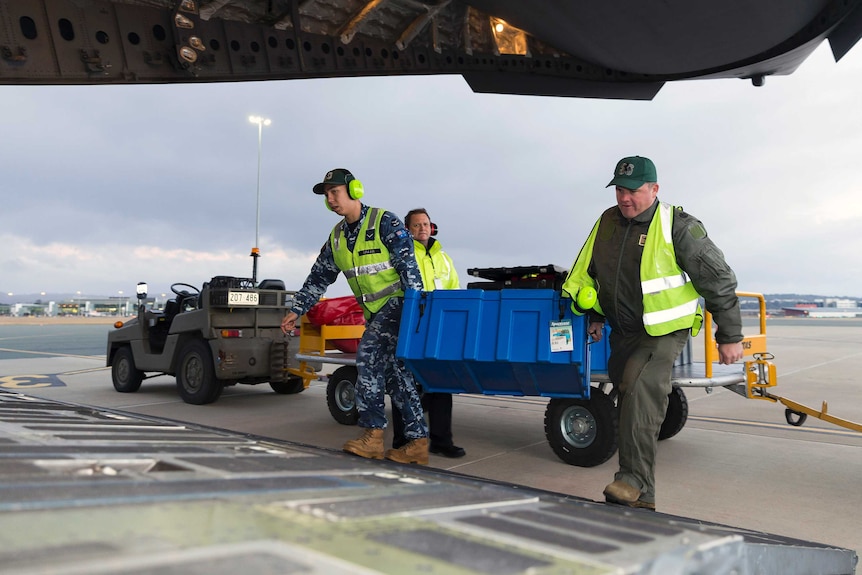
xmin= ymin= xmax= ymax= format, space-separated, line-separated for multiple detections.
xmin=306 ymin=296 xmax=365 ymax=353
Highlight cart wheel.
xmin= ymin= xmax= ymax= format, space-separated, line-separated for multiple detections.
xmin=270 ymin=376 xmax=306 ymax=395
xmin=544 ymin=387 xmax=618 ymax=467
xmin=327 ymin=366 xmax=359 ymax=425
xmin=785 ymin=409 xmax=808 ymax=427
xmin=176 ymin=339 xmax=223 ymax=405
xmin=659 ymin=386 xmax=689 ymax=440
xmin=111 ymin=346 xmax=143 ymax=393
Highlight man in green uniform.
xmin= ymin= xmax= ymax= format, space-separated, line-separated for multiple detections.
xmin=563 ymin=156 xmax=744 ymax=510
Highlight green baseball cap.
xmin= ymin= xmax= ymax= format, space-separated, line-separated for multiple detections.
xmin=313 ymin=168 xmax=354 ymax=195
xmin=606 ymin=156 xmax=657 ymax=189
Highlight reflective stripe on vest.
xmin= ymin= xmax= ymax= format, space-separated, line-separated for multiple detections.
xmin=563 ymin=203 xmax=701 ymax=335
xmin=330 ymin=207 xmax=403 ymax=315
xmin=640 ymin=202 xmax=701 ymax=336
xmin=562 ymin=218 xmax=604 ymax=316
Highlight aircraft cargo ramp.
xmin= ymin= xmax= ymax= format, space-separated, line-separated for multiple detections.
xmin=0 ymin=391 xmax=855 ymax=575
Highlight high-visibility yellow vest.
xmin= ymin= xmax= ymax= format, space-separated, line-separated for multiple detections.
xmin=414 ymin=240 xmax=459 ymax=291
xmin=330 ymin=207 xmax=403 ymax=316
xmin=563 ymin=202 xmax=702 ymax=336
xmin=562 ymin=218 xmax=605 ymax=316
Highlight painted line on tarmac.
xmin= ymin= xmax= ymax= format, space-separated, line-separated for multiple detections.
xmin=0 ymin=347 xmax=104 ymax=360
xmin=778 ymin=349 xmax=862 ymax=377
xmin=61 ymin=366 xmax=110 ymax=375
xmin=689 ymin=414 xmax=860 ymax=437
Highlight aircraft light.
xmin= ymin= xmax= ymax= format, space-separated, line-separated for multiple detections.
xmin=490 ymin=18 xmax=527 ymax=56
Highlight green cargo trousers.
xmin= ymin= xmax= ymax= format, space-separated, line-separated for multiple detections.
xmin=608 ymin=328 xmax=690 ymax=505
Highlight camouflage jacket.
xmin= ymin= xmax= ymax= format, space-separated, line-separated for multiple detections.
xmin=290 ymin=204 xmax=423 ymax=317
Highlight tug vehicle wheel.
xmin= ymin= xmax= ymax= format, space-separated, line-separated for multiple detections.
xmin=176 ymin=340 xmax=223 ymax=405
xmin=270 ymin=376 xmax=306 ymax=395
xmin=112 ymin=346 xmax=143 ymax=393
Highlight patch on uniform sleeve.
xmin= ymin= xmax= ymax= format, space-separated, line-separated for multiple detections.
xmin=395 ymin=228 xmax=410 ymax=239
xmin=688 ymin=223 xmax=707 ymax=240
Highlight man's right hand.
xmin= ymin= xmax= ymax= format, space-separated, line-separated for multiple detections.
xmin=281 ymin=312 xmax=299 ymax=334
xmin=718 ymin=341 xmax=744 ymax=364
xmin=587 ymin=321 xmax=604 ymax=342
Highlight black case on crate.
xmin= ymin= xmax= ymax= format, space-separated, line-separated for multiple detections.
xmin=466 ymin=264 xmax=568 ymax=291
xmin=207 ymin=276 xmax=255 ymax=290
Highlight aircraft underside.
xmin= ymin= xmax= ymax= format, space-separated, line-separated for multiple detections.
xmin=1 ymin=0 xmax=862 ymax=99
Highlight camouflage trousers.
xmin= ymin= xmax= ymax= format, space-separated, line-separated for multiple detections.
xmin=355 ymin=297 xmax=428 ymax=439
xmin=608 ymin=328 xmax=689 ymax=505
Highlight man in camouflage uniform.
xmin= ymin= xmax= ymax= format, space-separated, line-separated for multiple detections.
xmin=563 ymin=156 xmax=744 ymax=510
xmin=281 ymin=168 xmax=429 ymax=464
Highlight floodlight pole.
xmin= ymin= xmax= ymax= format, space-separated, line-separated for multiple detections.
xmin=248 ymin=115 xmax=271 ymax=285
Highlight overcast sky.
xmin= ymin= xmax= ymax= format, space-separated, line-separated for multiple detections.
xmin=2 ymin=41 xmax=862 ymax=302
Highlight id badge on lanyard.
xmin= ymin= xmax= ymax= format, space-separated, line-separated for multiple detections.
xmin=550 ymin=320 xmax=574 ymax=352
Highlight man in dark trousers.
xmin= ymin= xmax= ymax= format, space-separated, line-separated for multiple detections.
xmin=563 ymin=156 xmax=744 ymax=510
xmin=392 ymin=208 xmax=466 ymax=458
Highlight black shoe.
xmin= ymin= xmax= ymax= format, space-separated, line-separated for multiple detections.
xmin=429 ymin=444 xmax=466 ymax=458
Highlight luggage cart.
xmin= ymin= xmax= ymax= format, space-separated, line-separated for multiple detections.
xmin=398 ymin=285 xmax=862 ymax=467
xmin=289 ymin=314 xmax=364 ymax=425
xmin=291 ymin=280 xmax=862 ymax=466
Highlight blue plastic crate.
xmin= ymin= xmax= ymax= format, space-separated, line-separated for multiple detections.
xmin=397 ymin=289 xmax=591 ymax=398
xmin=588 ymin=324 xmax=612 ymax=376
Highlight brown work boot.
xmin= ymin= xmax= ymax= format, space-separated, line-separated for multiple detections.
xmin=384 ymin=437 xmax=429 ymax=465
xmin=630 ymin=499 xmax=656 ymax=511
xmin=603 ymin=480 xmax=641 ymax=505
xmin=343 ymin=428 xmax=384 ymax=459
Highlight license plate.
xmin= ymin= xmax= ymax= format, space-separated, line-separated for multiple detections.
xmin=228 ymin=291 xmax=259 ymax=306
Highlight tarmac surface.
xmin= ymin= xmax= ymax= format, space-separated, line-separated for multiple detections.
xmin=2 ymin=317 xmax=861 ymax=566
